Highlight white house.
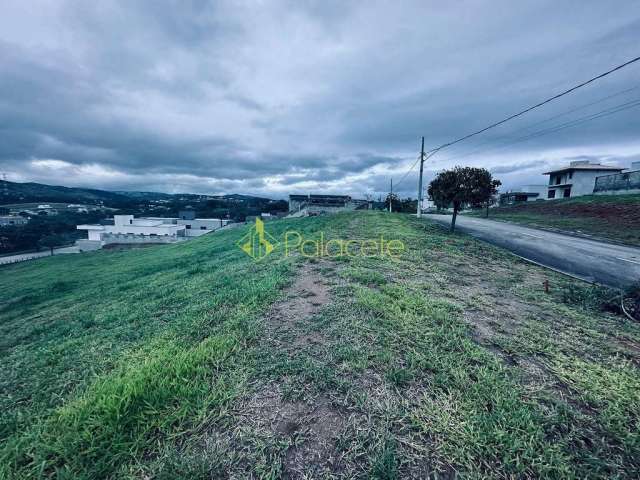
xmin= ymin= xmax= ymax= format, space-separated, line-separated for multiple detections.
xmin=76 ymin=214 xmax=230 ymax=250
xmin=543 ymin=161 xmax=623 ymax=199
xmin=499 ymin=185 xmax=547 ymax=205
xmin=0 ymin=215 xmax=28 ymax=227
xmin=143 ymin=216 xmax=230 ymax=237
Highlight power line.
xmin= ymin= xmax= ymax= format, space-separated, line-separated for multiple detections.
xmin=391 ymin=55 xmax=640 ymax=193
xmin=393 ymin=155 xmax=420 ymax=189
xmin=437 ymin=97 xmax=640 ymax=164
xmin=440 ymin=84 xmax=640 ymax=159
xmin=393 ymin=150 xmax=439 ymax=190
xmin=427 ymin=55 xmax=640 ymax=154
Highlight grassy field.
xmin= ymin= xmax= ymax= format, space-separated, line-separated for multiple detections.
xmin=1 ymin=212 xmax=639 ymax=478
xmin=467 ymin=194 xmax=640 ymax=246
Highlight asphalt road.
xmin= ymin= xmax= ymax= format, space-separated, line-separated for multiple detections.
xmin=425 ymin=214 xmax=640 ymax=288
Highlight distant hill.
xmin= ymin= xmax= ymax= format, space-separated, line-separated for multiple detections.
xmin=0 ymin=180 xmax=277 ymax=207
xmin=217 ymin=193 xmax=272 ymax=202
xmin=0 ymin=180 xmax=132 ymax=206
xmin=113 ymin=191 xmax=175 ymax=200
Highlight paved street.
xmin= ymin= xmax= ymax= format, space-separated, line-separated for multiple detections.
xmin=425 ymin=214 xmax=640 ymax=288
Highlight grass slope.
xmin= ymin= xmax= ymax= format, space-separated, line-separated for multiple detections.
xmin=469 ymin=194 xmax=640 ymax=246
xmin=1 ymin=212 xmax=639 ymax=478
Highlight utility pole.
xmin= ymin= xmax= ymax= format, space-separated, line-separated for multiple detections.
xmin=417 ymin=136 xmax=425 ymax=218
xmin=389 ymin=179 xmax=393 ymax=213
xmin=1 ymin=173 xmax=8 ymax=197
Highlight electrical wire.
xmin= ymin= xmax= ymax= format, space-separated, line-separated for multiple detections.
xmin=439 ymin=84 xmax=640 ymax=159
xmin=393 ymin=150 xmax=438 ymax=190
xmin=390 ymin=55 xmax=640 ymax=192
xmin=436 ymin=97 xmax=640 ymax=164
xmin=427 ymin=55 xmax=640 ymax=154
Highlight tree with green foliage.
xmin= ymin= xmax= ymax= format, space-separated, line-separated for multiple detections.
xmin=384 ymin=193 xmax=400 ymax=212
xmin=428 ymin=166 xmax=501 ymax=232
xmin=38 ymin=234 xmax=65 ymax=255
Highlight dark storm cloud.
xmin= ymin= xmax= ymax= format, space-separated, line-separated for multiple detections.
xmin=1 ymin=0 xmax=639 ymax=198
xmin=490 ymin=160 xmax=543 ymax=175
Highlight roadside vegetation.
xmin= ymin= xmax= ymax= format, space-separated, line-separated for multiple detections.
xmin=468 ymin=194 xmax=640 ymax=246
xmin=1 ymin=212 xmax=639 ymax=478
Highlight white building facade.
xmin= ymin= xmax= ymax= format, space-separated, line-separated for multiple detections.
xmin=543 ymin=161 xmax=623 ymax=199
xmin=76 ymin=214 xmax=230 ymax=250
xmin=0 ymin=215 xmax=28 ymax=227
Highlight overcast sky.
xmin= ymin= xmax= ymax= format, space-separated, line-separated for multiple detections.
xmin=1 ymin=1 xmax=639 ymax=199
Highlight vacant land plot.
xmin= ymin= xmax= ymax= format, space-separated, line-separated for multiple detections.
xmin=470 ymin=194 xmax=640 ymax=246
xmin=1 ymin=212 xmax=638 ymax=478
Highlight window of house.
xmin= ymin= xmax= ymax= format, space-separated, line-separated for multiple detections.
xmin=563 ymin=188 xmax=571 ymax=198
xmin=185 ymin=224 xmax=191 ymax=229
xmin=569 ymin=171 xmax=573 ymax=179
xmin=555 ymin=176 xmax=561 ymax=185
xmin=200 ymin=226 xmax=207 ymax=230
xmin=548 ymin=189 xmax=556 ymax=199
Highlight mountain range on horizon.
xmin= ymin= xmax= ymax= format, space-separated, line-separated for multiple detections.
xmin=0 ymin=179 xmax=276 ymax=206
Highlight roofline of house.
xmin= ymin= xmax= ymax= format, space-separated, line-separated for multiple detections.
xmin=543 ymin=166 xmax=623 ymax=175
xmin=500 ymin=192 xmax=539 ymax=197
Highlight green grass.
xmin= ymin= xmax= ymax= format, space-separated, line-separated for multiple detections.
xmin=467 ymin=194 xmax=640 ymax=246
xmin=1 ymin=212 xmax=639 ymax=478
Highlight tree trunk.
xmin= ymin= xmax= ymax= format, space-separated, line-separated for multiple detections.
xmin=450 ymin=205 xmax=458 ymax=232
xmin=485 ymin=203 xmax=489 ymax=218
xmin=50 ymin=247 xmax=54 ymax=256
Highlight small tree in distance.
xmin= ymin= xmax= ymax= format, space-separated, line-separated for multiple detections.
xmin=39 ymin=234 xmax=65 ymax=256
xmin=428 ymin=166 xmax=501 ymax=232
xmin=384 ymin=193 xmax=400 ymax=212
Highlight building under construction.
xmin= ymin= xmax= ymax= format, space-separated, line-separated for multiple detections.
xmin=288 ymin=194 xmax=370 ymax=215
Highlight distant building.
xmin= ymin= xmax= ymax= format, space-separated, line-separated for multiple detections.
xmin=179 ymin=209 xmax=196 ymax=220
xmin=288 ymin=194 xmax=371 ymax=215
xmin=543 ymin=161 xmax=623 ymax=199
xmin=0 ymin=215 xmax=28 ymax=227
xmin=76 ymin=214 xmax=231 ymax=250
xmin=499 ymin=185 xmax=547 ymax=205
xmin=289 ymin=195 xmax=312 ymax=212
xmin=594 ymin=161 xmax=640 ymax=195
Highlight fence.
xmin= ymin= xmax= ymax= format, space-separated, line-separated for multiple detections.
xmin=0 ymin=252 xmax=50 ymax=266
xmin=594 ymin=170 xmax=640 ymax=194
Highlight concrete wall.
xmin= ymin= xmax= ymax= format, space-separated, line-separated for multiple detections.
xmin=114 ymin=215 xmax=134 ymax=226
xmin=177 ymin=218 xmax=226 ymax=237
xmin=87 ymin=230 xmax=102 ymax=241
xmin=75 ymin=239 xmax=103 ymax=251
xmin=101 ymin=233 xmax=185 ymax=245
xmin=289 ymin=198 xmax=307 ymax=212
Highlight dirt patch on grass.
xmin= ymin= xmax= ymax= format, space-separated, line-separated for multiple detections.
xmin=264 ymin=262 xmax=331 ymax=349
xmin=283 ymin=394 xmax=346 ymax=478
xmin=238 ymin=262 xmax=347 ymax=478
